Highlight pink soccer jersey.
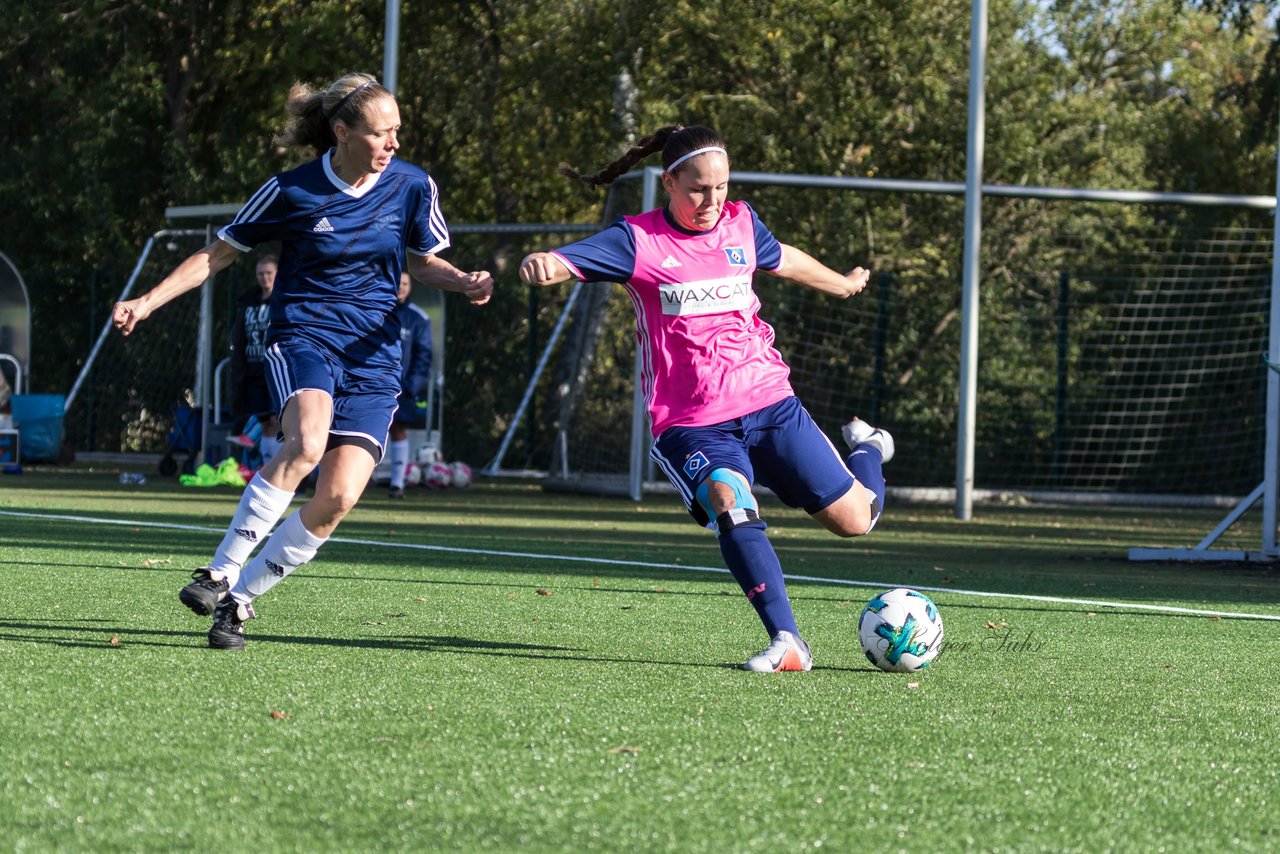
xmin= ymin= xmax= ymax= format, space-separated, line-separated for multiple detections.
xmin=554 ymin=200 xmax=794 ymax=436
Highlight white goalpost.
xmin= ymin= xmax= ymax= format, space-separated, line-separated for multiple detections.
xmin=1128 ymin=114 xmax=1280 ymax=563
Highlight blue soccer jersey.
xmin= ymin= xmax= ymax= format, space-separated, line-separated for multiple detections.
xmin=218 ymin=152 xmax=450 ymax=369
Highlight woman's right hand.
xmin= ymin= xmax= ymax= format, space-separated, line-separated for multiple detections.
xmin=518 ymin=252 xmax=568 ymax=286
xmin=112 ymin=298 xmax=151 ymax=336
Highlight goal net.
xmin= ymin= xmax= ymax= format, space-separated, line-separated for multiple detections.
xmin=64 ymin=217 xmax=604 ymax=476
xmin=65 ymin=178 xmax=1274 ymax=522
xmin=65 ymin=228 xmax=253 ymax=464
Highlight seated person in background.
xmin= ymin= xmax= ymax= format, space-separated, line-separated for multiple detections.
xmin=229 ymin=253 xmax=281 ymax=465
xmin=388 ymin=271 xmax=434 ymax=498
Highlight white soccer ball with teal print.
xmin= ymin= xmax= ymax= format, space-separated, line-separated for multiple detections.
xmin=858 ymin=587 xmax=944 ymax=672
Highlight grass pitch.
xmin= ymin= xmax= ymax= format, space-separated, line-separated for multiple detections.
xmin=1 ymin=465 xmax=1278 ymax=852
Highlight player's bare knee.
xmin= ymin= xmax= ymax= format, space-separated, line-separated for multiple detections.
xmin=305 ymin=433 xmax=332 ymax=460
xmin=816 ymin=494 xmax=874 ymax=538
xmin=269 ymin=436 xmax=319 ymax=476
xmin=701 ymin=480 xmax=737 ymax=515
xmin=328 ymin=487 xmax=362 ymax=519
xmin=307 ymin=488 xmax=358 ymax=529
xmin=823 ymin=516 xmax=870 ymax=538
xmin=843 ymin=515 xmax=873 ymax=538
xmin=695 ymin=468 xmax=756 ymax=520
xmin=285 ymin=432 xmax=326 ymax=468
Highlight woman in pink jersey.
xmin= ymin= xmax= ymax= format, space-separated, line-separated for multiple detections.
xmin=520 ymin=125 xmax=894 ymax=672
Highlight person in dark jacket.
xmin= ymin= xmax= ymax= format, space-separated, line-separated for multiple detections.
xmin=228 ymin=254 xmax=278 ymax=459
xmin=388 ymin=271 xmax=434 ymax=497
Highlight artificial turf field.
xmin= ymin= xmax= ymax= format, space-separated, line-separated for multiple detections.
xmin=2 ymin=465 xmax=1278 ymax=852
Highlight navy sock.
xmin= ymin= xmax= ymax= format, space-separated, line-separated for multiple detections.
xmin=846 ymin=447 xmax=886 ymax=523
xmin=716 ymin=513 xmax=797 ymax=637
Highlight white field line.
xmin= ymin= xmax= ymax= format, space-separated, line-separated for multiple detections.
xmin=4 ymin=509 xmax=1279 ymax=622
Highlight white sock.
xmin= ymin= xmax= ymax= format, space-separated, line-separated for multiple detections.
xmin=389 ymin=438 xmax=410 ymax=488
xmin=230 ymin=510 xmax=327 ymax=603
xmin=207 ymin=473 xmax=295 ymax=587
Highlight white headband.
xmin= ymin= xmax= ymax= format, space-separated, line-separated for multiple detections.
xmin=666 ymin=145 xmax=727 ymax=173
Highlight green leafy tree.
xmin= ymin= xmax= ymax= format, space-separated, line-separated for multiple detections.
xmin=0 ymin=0 xmax=1274 ymax=478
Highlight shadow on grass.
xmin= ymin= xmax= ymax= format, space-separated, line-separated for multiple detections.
xmin=0 ymin=558 xmax=205 ymax=574
xmin=0 ymin=618 xmax=877 ymax=671
xmin=293 ymin=571 xmax=1280 ymax=622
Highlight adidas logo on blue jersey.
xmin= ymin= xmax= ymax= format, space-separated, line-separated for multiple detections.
xmin=313 ymin=217 xmax=334 ymax=233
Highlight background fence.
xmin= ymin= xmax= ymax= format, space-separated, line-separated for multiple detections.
xmin=63 ymin=180 xmax=1275 ymax=504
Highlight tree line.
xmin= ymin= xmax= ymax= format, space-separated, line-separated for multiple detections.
xmin=1 ymin=0 xmax=1276 ymax=471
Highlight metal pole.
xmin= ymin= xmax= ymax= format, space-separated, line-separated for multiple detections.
xmin=197 ymin=223 xmax=215 ymax=467
xmin=629 ymin=167 xmax=661 ymax=501
xmin=956 ymin=0 xmax=988 ymax=521
xmin=872 ymin=272 xmax=891 ymax=423
xmin=384 ymin=0 xmax=401 ymax=94
xmin=1053 ymin=271 xmax=1070 ymax=488
xmin=1263 ymin=110 xmax=1280 ymax=554
xmin=526 ymin=284 xmax=538 ymax=457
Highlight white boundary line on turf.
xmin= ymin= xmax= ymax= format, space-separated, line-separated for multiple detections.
xmin=5 ymin=508 xmax=1279 ymax=622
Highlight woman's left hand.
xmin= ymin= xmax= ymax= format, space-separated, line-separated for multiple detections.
xmin=845 ymin=267 xmax=871 ymax=296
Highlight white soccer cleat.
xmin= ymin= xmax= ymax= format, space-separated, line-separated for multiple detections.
xmin=841 ymin=417 xmax=895 ymax=464
xmin=743 ymin=630 xmax=813 ymax=672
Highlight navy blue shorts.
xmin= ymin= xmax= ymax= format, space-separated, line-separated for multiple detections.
xmin=262 ymin=334 xmax=400 ymax=459
xmin=650 ymin=396 xmax=855 ymax=527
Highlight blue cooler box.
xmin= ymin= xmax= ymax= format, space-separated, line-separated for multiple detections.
xmin=12 ymin=394 xmax=66 ymax=462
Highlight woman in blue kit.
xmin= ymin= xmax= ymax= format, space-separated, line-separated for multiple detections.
xmin=114 ymin=72 xmax=494 ymax=649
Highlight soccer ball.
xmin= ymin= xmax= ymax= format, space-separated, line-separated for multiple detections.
xmin=404 ymin=462 xmax=423 ymax=487
xmin=858 ymin=587 xmax=944 ymax=672
xmin=415 ymin=444 xmax=441 ymax=465
xmin=450 ymin=461 xmax=472 ymax=488
xmin=423 ymin=460 xmax=453 ymax=489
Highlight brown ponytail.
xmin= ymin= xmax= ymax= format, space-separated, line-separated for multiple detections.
xmin=274 ymin=72 xmax=391 ymax=157
xmin=560 ymin=125 xmax=729 ymax=187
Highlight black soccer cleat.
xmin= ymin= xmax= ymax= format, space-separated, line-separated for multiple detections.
xmin=208 ymin=600 xmax=255 ymax=651
xmin=179 ymin=568 xmax=230 ymax=617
